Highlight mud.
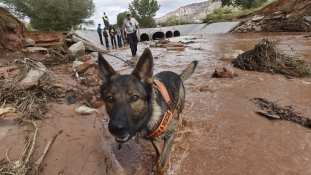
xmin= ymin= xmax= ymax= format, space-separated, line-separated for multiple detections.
xmin=1 ymin=32 xmax=311 ymax=175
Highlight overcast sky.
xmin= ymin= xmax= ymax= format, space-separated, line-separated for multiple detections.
xmin=91 ymin=0 xmax=207 ymax=27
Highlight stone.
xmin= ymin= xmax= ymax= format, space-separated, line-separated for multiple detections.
xmin=254 ymin=26 xmax=262 ymax=32
xmin=75 ymin=105 xmax=98 ymax=115
xmin=23 ymin=38 xmax=35 ymax=47
xmin=93 ymin=101 xmax=105 ymax=108
xmin=212 ymin=66 xmax=237 ymax=78
xmin=252 ymin=15 xmax=264 ymax=22
xmin=72 ymin=60 xmax=84 ymax=69
xmin=68 ymin=41 xmax=85 ymax=60
xmin=304 ymin=16 xmax=311 ymax=22
xmin=199 ymin=86 xmax=210 ymax=92
xmin=273 ymin=11 xmax=282 ymax=15
xmin=20 ymin=61 xmax=47 ymax=84
xmin=90 ymin=52 xmax=99 ymax=62
xmin=272 ymin=14 xmax=283 ymax=19
xmin=76 ymin=61 xmax=98 ymax=74
xmin=21 ymin=47 xmax=47 ymax=53
xmin=52 ymin=83 xmax=66 ymax=94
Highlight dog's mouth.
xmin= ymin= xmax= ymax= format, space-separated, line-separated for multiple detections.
xmin=115 ymin=134 xmax=132 ymax=143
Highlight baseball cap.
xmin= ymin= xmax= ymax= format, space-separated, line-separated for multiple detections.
xmin=126 ymin=11 xmax=131 ymax=15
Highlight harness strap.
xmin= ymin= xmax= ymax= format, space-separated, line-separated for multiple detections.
xmin=145 ymin=79 xmax=174 ymax=139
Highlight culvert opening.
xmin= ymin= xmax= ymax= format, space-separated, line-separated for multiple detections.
xmin=140 ymin=33 xmax=150 ymax=41
xmin=152 ymin=32 xmax=165 ymax=40
xmin=174 ymin=30 xmax=180 ymax=37
xmin=166 ymin=31 xmax=173 ymax=38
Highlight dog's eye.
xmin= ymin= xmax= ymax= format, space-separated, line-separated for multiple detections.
xmin=131 ymin=95 xmax=139 ymax=101
xmin=107 ymin=96 xmax=113 ymax=102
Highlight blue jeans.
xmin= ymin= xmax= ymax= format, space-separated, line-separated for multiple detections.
xmin=117 ymin=35 xmax=122 ymax=46
xmin=104 ymin=37 xmax=109 ymax=47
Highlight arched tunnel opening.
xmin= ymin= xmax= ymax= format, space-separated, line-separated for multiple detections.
xmin=140 ymin=33 xmax=150 ymax=41
xmin=166 ymin=31 xmax=173 ymax=38
xmin=173 ymin=30 xmax=180 ymax=37
xmin=152 ymin=32 xmax=165 ymax=40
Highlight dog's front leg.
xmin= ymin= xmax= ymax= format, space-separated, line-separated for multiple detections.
xmin=156 ymin=133 xmax=176 ymax=175
xmin=151 ymin=140 xmax=162 ymax=157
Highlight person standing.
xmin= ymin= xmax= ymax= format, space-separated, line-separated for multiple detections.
xmin=102 ymin=12 xmax=109 ymax=29
xmin=116 ymin=26 xmax=123 ymax=47
xmin=109 ymin=25 xmax=117 ymax=49
xmin=97 ymin=24 xmax=103 ymax=45
xmin=103 ymin=27 xmax=109 ymax=48
xmin=122 ymin=11 xmax=140 ymax=57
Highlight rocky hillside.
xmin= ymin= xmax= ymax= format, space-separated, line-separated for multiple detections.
xmin=156 ymin=1 xmax=221 ymax=23
xmin=233 ymin=0 xmax=311 ymax=33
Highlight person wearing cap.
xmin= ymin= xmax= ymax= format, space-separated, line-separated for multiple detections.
xmin=97 ymin=24 xmax=103 ymax=45
xmin=122 ymin=11 xmax=140 ymax=57
xmin=102 ymin=12 xmax=109 ymax=29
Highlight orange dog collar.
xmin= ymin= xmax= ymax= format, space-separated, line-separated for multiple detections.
xmin=146 ymin=79 xmax=174 ymax=139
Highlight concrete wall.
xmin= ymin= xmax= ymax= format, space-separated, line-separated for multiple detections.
xmin=139 ymin=22 xmax=240 ymax=41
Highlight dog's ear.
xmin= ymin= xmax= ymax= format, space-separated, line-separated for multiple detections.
xmin=132 ymin=48 xmax=154 ymax=85
xmin=98 ymin=53 xmax=117 ymax=86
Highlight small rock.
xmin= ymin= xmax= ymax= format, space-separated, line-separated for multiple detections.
xmin=304 ymin=16 xmax=311 ymax=22
xmin=76 ymin=61 xmax=98 ymax=74
xmin=254 ymin=26 xmax=262 ymax=32
xmin=68 ymin=41 xmax=85 ymax=61
xmin=72 ymin=60 xmax=84 ymax=69
xmin=273 ymin=11 xmax=282 ymax=15
xmin=23 ymin=38 xmax=35 ymax=47
xmin=75 ymin=105 xmax=98 ymax=115
xmin=252 ymin=15 xmax=264 ymax=22
xmin=52 ymin=83 xmax=66 ymax=94
xmin=212 ymin=66 xmax=237 ymax=78
xmin=272 ymin=14 xmax=283 ymax=19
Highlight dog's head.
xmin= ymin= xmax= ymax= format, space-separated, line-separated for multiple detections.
xmin=98 ymin=48 xmax=154 ymax=143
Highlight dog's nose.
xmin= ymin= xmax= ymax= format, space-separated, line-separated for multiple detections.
xmin=108 ymin=122 xmax=127 ymax=136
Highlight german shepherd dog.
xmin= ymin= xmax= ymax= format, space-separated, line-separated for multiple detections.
xmin=98 ymin=48 xmax=197 ymax=174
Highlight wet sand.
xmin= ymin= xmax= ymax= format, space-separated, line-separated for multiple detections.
xmin=1 ymin=32 xmax=311 ymax=174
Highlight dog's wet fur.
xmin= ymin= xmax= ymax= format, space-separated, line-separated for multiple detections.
xmin=98 ymin=48 xmax=197 ymax=174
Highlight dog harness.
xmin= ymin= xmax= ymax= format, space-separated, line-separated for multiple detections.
xmin=146 ymin=79 xmax=174 ymax=139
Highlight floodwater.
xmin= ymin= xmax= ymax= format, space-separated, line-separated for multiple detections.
xmin=103 ymin=32 xmax=311 ymax=175
xmin=0 ymin=32 xmax=310 ymax=175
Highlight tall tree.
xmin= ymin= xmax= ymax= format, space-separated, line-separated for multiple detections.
xmin=212 ymin=0 xmax=268 ymax=9
xmin=0 ymin=0 xmax=95 ymax=31
xmin=116 ymin=11 xmax=127 ymax=28
xmin=128 ymin=0 xmax=160 ymax=28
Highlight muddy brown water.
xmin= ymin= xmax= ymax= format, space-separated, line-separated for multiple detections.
xmin=1 ymin=32 xmax=311 ymax=175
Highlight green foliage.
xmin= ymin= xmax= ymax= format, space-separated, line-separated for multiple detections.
xmin=161 ymin=16 xmax=191 ymax=26
xmin=128 ymin=0 xmax=160 ymax=28
xmin=1 ymin=0 xmax=95 ymax=31
xmin=116 ymin=11 xmax=127 ymax=28
xmin=213 ymin=0 xmax=268 ymax=9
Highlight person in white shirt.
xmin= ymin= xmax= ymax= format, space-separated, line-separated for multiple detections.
xmin=122 ymin=11 xmax=140 ymax=57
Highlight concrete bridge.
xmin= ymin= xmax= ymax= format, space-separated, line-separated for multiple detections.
xmin=73 ymin=22 xmax=240 ymax=52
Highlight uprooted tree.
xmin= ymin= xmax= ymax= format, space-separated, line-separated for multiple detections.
xmin=0 ymin=0 xmax=95 ymax=31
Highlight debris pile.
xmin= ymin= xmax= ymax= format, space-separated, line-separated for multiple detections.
xmin=232 ymin=38 xmax=311 ymax=77
xmin=252 ymin=98 xmax=311 ymax=127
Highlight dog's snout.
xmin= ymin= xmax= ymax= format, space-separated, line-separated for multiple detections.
xmin=108 ymin=121 xmax=127 ymax=136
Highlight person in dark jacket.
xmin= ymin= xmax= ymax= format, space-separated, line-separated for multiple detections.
xmin=97 ymin=24 xmax=103 ymax=45
xmin=103 ymin=27 xmax=109 ymax=47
